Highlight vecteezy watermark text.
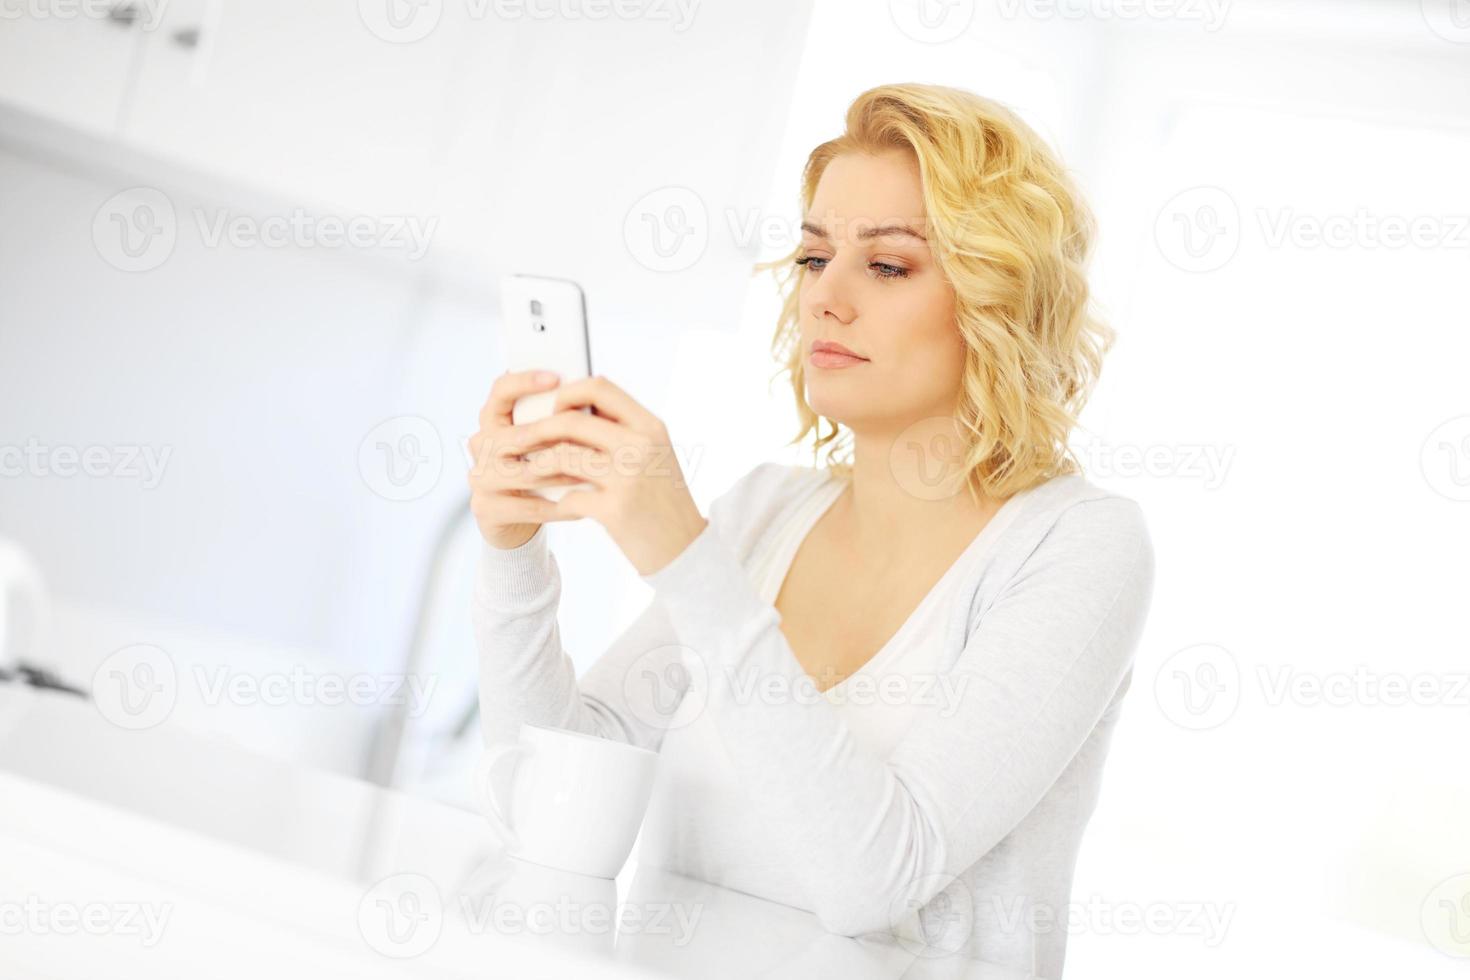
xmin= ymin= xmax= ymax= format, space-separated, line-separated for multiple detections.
xmin=0 ymin=440 xmax=172 ymax=489
xmin=1155 ymin=643 xmax=1470 ymax=731
xmin=994 ymin=0 xmax=1230 ymax=30
xmin=0 ymin=897 xmax=173 ymax=947
xmin=191 ymin=665 xmax=439 ymax=716
xmin=91 ymin=644 xmax=440 ymax=732
xmin=93 ymin=188 xmax=438 ymax=272
xmin=986 ymin=894 xmax=1235 ymax=947
xmin=457 ymin=894 xmax=702 ymax=944
xmin=0 ymin=0 xmax=171 ymax=28
xmin=356 ymin=0 xmax=701 ymax=44
xmin=355 ymin=872 xmax=703 ymax=958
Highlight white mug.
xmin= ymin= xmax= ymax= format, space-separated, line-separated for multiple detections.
xmin=475 ymin=723 xmax=658 ymax=879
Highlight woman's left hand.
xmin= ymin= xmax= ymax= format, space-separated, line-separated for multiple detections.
xmin=502 ymin=375 xmax=709 ymax=576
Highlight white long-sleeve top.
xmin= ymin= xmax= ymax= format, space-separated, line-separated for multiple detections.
xmin=472 ymin=462 xmax=1155 ymax=977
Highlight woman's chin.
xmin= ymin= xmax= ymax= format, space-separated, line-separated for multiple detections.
xmin=806 ymin=395 xmax=843 ymax=421
xmin=808 ymin=401 xmax=865 ymax=431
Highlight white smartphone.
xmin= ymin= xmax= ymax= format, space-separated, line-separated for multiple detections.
xmin=498 ymin=273 xmax=594 ymax=502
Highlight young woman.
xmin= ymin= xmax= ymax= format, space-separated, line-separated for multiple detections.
xmin=466 ymin=83 xmax=1154 ymax=975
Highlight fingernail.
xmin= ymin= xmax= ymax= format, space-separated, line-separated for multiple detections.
xmin=536 ymin=371 xmax=559 ymax=384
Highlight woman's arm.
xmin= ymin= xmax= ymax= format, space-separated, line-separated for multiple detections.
xmin=472 ymin=525 xmax=689 ymax=752
xmin=638 ymin=491 xmax=1155 ymax=937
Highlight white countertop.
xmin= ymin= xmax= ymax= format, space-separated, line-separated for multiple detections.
xmin=0 ymin=686 xmax=1016 ymax=979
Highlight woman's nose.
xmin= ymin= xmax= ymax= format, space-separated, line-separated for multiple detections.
xmin=803 ymin=261 xmax=857 ymax=325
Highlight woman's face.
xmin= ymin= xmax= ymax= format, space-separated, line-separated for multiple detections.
xmin=798 ymin=148 xmax=962 ymax=439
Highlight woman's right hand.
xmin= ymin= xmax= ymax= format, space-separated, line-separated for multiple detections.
xmin=467 ymin=370 xmax=590 ymax=550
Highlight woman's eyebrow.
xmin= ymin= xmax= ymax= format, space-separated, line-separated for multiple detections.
xmin=800 ymin=220 xmax=928 ymax=243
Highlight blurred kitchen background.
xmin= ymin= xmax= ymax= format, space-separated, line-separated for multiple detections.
xmin=1 ymin=1 xmax=1468 ymax=976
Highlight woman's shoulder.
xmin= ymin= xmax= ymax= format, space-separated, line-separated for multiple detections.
xmin=1011 ymin=471 xmax=1150 ymax=538
xmin=959 ymin=471 xmax=1155 ymax=635
xmin=981 ymin=471 xmax=1154 ymax=594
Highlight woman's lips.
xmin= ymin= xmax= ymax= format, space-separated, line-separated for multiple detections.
xmin=809 ymin=350 xmax=869 ymax=369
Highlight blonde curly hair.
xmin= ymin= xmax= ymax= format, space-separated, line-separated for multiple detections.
xmin=757 ymin=82 xmax=1113 ymax=502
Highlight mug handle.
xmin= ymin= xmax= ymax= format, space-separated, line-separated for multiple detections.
xmin=474 ymin=742 xmax=527 ymax=851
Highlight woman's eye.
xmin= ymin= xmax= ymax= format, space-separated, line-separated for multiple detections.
xmin=796 ymin=255 xmax=909 ymax=280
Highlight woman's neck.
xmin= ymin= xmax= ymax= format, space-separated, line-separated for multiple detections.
xmin=835 ymin=427 xmax=1007 ymax=561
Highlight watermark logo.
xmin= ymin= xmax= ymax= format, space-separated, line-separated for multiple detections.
xmin=360 ymin=416 xmax=444 ymax=502
xmin=1159 ymin=191 xmax=1470 ymax=272
xmin=624 ymin=653 xmax=973 ymax=727
xmin=890 ymin=416 xmax=971 ymax=501
xmin=1421 ymin=415 xmax=1470 ymax=502
xmin=92 ymin=644 xmax=178 ymax=731
xmin=92 ymin=189 xmax=438 ymax=271
xmin=1153 ymin=642 xmax=1240 ymax=731
xmin=889 ymin=872 xmax=974 ymax=956
xmin=1155 ymin=186 xmax=1241 ymax=273
xmin=1157 ymin=646 xmax=1469 ymax=729
xmin=623 ymin=186 xmax=708 ymax=273
xmin=621 ymin=644 xmax=708 ymax=734
xmin=357 ymin=869 xmax=702 ymax=954
xmin=93 ymin=187 xmax=178 ymax=273
xmin=359 ymin=873 xmax=443 ymax=958
xmin=1422 ymin=0 xmax=1470 ymax=43
xmin=1422 ymin=873 xmax=1470 ymax=957
xmin=91 ymin=652 xmax=439 ymax=730
xmin=357 ymin=0 xmax=443 ymax=42
xmin=888 ymin=0 xmax=974 ymax=43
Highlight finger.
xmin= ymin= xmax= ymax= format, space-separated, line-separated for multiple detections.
xmin=548 ymin=375 xmax=661 ymax=434
xmin=467 ymin=430 xmax=525 ymax=481
xmin=504 ymin=409 xmax=627 ymax=457
xmin=468 ymin=421 xmax=577 ymax=476
xmin=505 ymin=446 xmax=608 ymax=490
xmin=479 ymin=369 xmax=561 ymax=430
xmin=551 ymin=485 xmax=602 ymax=521
xmin=467 ymin=442 xmax=606 ymax=492
xmin=471 ymin=462 xmax=593 ymax=492
xmin=522 ymin=445 xmax=610 ymax=487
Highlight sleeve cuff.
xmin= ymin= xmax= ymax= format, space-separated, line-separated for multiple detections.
xmin=475 ymin=525 xmax=556 ymax=610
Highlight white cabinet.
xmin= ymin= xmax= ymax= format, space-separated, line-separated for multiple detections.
xmin=0 ymin=2 xmax=144 ymax=137
xmin=0 ymin=0 xmax=815 ymax=298
xmin=0 ymin=0 xmax=495 ymax=221
xmin=118 ymin=0 xmax=478 ymax=218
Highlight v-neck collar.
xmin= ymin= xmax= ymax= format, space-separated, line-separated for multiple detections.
xmin=761 ymin=469 xmax=1038 ymax=696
